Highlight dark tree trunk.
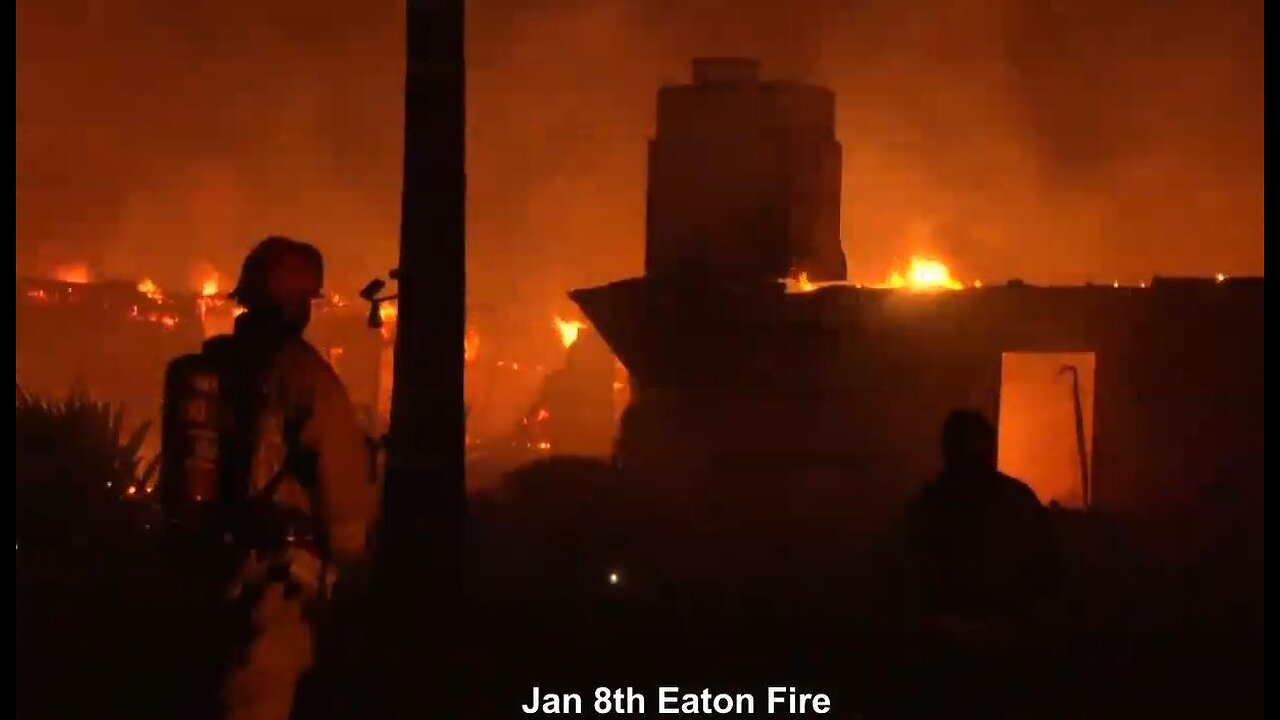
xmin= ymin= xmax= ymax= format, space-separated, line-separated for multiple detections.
xmin=385 ymin=0 xmax=467 ymax=543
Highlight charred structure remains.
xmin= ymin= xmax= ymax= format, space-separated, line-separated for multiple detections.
xmin=646 ymin=58 xmax=846 ymax=283
xmin=573 ymin=60 xmax=1264 ymax=522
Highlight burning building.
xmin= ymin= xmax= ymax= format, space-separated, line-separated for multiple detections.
xmin=521 ymin=320 xmax=618 ymax=458
xmin=16 ymin=277 xmax=204 ymax=418
xmin=571 ymin=60 xmax=1264 ymax=522
xmin=16 ymin=275 xmax=390 ymax=436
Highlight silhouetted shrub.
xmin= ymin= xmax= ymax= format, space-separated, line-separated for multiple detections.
xmin=16 ymin=385 xmax=174 ymax=719
xmin=16 ymin=385 xmax=160 ymax=576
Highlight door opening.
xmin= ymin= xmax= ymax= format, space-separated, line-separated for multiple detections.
xmin=997 ymin=352 xmax=1096 ymax=508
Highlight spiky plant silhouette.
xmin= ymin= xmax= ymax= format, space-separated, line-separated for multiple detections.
xmin=16 ymin=385 xmax=183 ymax=719
xmin=16 ymin=384 xmax=160 ymax=572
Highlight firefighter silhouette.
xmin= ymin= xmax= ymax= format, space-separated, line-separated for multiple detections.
xmin=161 ymin=236 xmax=377 ymax=720
xmin=900 ymin=409 xmax=1056 ymax=624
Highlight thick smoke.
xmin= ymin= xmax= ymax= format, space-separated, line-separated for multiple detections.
xmin=17 ymin=0 xmax=1264 ymax=336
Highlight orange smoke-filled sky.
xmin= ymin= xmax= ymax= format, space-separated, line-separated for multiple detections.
xmin=16 ymin=0 xmax=1264 ymax=349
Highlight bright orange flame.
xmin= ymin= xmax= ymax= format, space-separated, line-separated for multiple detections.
xmin=377 ymin=301 xmax=399 ymax=340
xmin=534 ymin=408 xmax=550 ymax=423
xmin=876 ymin=257 xmax=965 ymax=292
xmin=554 ymin=316 xmax=587 ymax=348
xmin=137 ymin=278 xmax=164 ymax=301
xmin=53 ymin=263 xmax=91 ymax=284
xmin=200 ymin=275 xmax=220 ymax=297
xmin=379 ymin=301 xmax=398 ymax=324
xmin=783 ymin=269 xmax=819 ymax=293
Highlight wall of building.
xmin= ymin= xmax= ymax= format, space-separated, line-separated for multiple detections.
xmin=575 ymin=278 xmax=1264 ymax=523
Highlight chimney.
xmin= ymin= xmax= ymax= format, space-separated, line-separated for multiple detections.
xmin=692 ymin=57 xmax=761 ymax=86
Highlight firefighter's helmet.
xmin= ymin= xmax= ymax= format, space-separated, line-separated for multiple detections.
xmin=229 ymin=236 xmax=324 ymax=310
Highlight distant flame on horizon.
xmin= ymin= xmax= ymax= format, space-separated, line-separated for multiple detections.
xmin=53 ymin=263 xmax=91 ymax=284
xmin=875 ymin=256 xmax=965 ymax=292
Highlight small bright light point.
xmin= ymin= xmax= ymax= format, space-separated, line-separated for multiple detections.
xmin=608 ymin=571 xmax=620 ymax=585
xmin=1112 ymin=281 xmax=1120 ymax=288
xmin=1215 ymin=272 xmax=1227 ymax=283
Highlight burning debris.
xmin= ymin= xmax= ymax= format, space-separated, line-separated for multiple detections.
xmin=554 ymin=316 xmax=588 ymax=348
xmin=136 ymin=278 xmax=163 ymax=301
xmin=786 ymin=255 xmax=970 ymax=294
xmin=789 ymin=271 xmax=817 ymax=293
xmin=875 ymin=256 xmax=966 ymax=292
xmin=200 ymin=275 xmax=220 ymax=298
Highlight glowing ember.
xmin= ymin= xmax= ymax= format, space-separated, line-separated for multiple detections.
xmin=534 ymin=408 xmax=550 ymax=423
xmin=877 ymin=256 xmax=965 ymax=292
xmin=554 ymin=316 xmax=588 ymax=348
xmin=53 ymin=263 xmax=91 ymax=284
xmin=1215 ymin=272 xmax=1228 ymax=283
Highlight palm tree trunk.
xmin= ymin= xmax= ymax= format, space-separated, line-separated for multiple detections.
xmin=385 ymin=0 xmax=467 ymax=541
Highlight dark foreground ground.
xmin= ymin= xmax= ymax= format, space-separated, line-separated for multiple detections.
xmin=17 ymin=579 xmax=1264 ymax=719
xmin=19 ymin=508 xmax=1262 ymax=719
xmin=17 ymin=441 xmax=1264 ymax=720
